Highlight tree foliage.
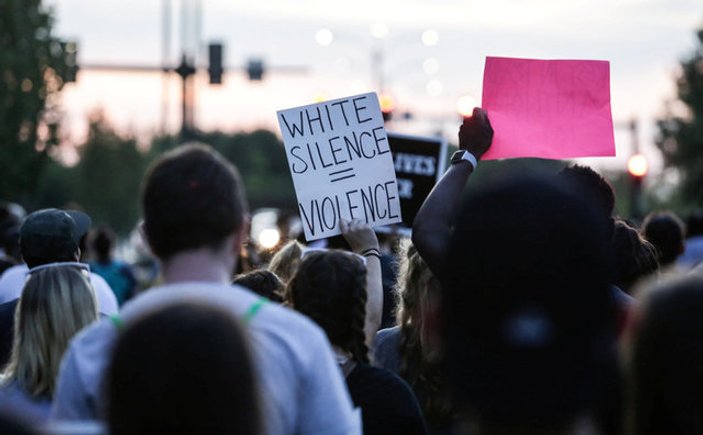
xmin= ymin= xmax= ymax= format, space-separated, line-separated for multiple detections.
xmin=34 ymin=115 xmax=145 ymax=234
xmin=656 ymin=29 xmax=703 ymax=206
xmin=34 ymin=124 xmax=295 ymax=235
xmin=150 ymin=130 xmax=296 ymax=210
xmin=0 ymin=0 xmax=69 ymax=202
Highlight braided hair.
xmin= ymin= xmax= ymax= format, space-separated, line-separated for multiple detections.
xmin=288 ymin=250 xmax=369 ymax=364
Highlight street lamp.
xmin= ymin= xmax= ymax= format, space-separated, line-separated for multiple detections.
xmin=315 ymin=28 xmax=334 ymax=47
xmin=422 ymin=57 xmax=440 ymax=75
xmin=426 ymin=79 xmax=443 ymax=97
xmin=421 ymin=29 xmax=439 ymax=46
xmin=314 ymin=26 xmax=440 ymax=93
xmin=627 ymin=154 xmax=648 ymax=178
xmin=379 ymin=93 xmax=395 ymax=122
xmin=456 ymin=94 xmax=479 ymax=118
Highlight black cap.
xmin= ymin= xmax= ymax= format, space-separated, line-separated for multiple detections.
xmin=19 ymin=209 xmax=91 ymax=265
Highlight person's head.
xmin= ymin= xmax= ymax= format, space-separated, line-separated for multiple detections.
xmin=233 ymin=269 xmax=284 ymax=303
xmin=107 ymin=302 xmax=261 ymax=435
xmin=19 ymin=209 xmax=91 ymax=268
xmin=443 ymin=174 xmax=616 ymax=429
xmin=2 ymin=265 xmax=97 ymax=398
xmin=685 ymin=209 xmax=703 ymax=238
xmin=557 ymin=164 xmax=615 ymax=220
xmin=267 ymin=240 xmax=304 ymax=284
xmin=613 ymin=219 xmax=659 ymax=293
xmin=626 ymin=275 xmax=703 ymax=435
xmin=91 ymin=225 xmax=116 ymax=263
xmin=141 ymin=144 xmax=248 ymax=264
xmin=289 ymin=251 xmax=368 ymax=363
xmin=642 ymin=211 xmax=685 ymax=267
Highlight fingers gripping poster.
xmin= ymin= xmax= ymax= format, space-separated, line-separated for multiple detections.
xmin=277 ymin=92 xmax=402 ymax=241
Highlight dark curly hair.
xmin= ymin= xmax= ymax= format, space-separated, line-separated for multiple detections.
xmin=288 ymin=251 xmax=369 ymax=364
xmin=613 ymin=219 xmax=659 ymax=293
xmin=233 ymin=269 xmax=284 ymax=303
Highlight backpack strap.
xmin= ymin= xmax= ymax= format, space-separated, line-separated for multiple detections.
xmin=109 ymin=297 xmax=269 ymax=330
xmin=242 ymin=297 xmax=268 ymax=324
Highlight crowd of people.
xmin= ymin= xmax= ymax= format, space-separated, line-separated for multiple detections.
xmin=0 ymin=108 xmax=702 ymax=434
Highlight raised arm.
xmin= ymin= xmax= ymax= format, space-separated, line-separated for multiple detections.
xmin=412 ymin=108 xmax=493 ymax=278
xmin=341 ymin=219 xmax=383 ymax=345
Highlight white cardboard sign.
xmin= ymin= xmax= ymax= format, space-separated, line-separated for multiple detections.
xmin=277 ymin=92 xmax=402 ymax=241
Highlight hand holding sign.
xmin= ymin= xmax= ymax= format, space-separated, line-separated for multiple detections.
xmin=277 ymin=92 xmax=402 ymax=241
xmin=341 ymin=219 xmax=380 ymax=253
xmin=481 ymin=57 xmax=615 ymax=160
xmin=459 ymin=107 xmax=493 ymax=158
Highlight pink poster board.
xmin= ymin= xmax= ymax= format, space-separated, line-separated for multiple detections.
xmin=481 ymin=56 xmax=616 ymax=160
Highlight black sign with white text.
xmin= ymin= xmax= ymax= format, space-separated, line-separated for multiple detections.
xmin=384 ymin=133 xmax=447 ymax=233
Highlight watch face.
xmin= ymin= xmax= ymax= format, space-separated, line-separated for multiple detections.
xmin=451 ymin=150 xmax=466 ymax=164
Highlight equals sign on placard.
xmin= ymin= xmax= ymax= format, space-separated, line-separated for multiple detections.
xmin=329 ymin=167 xmax=356 ymax=183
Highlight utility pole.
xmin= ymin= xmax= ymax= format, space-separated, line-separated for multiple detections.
xmin=65 ymin=0 xmax=308 ymax=142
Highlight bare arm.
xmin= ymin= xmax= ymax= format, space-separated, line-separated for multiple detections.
xmin=412 ymin=108 xmax=493 ymax=279
xmin=341 ymin=219 xmax=382 ymax=346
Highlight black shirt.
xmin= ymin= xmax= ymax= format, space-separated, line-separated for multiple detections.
xmin=346 ymin=363 xmax=428 ymax=435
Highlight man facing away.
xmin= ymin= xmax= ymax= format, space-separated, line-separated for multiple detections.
xmin=51 ymin=144 xmax=360 ymax=434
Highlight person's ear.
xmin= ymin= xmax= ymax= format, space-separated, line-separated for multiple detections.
xmin=232 ymin=216 xmax=251 ymax=254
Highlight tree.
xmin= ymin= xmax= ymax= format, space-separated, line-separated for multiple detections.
xmin=33 ymin=115 xmax=147 ymax=235
xmin=149 ymin=130 xmax=297 ymax=211
xmin=0 ymin=0 xmax=70 ymax=203
xmin=74 ymin=114 xmax=146 ymax=234
xmin=656 ymin=28 xmax=703 ymax=207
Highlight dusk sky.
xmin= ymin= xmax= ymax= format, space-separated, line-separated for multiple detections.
xmin=46 ymin=0 xmax=703 ymax=176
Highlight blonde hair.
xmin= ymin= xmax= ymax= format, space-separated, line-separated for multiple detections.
xmin=1 ymin=266 xmax=98 ymax=398
xmin=395 ymin=239 xmax=453 ymax=424
xmin=268 ymin=240 xmax=304 ymax=284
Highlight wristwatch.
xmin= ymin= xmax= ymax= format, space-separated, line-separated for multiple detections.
xmin=451 ymin=150 xmax=478 ymax=170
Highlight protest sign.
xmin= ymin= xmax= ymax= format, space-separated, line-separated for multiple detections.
xmin=375 ymin=133 xmax=446 ymax=235
xmin=482 ymin=56 xmax=616 ymax=160
xmin=277 ymin=92 xmax=402 ymax=241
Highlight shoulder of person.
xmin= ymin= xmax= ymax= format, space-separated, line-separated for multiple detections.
xmin=348 ymin=364 xmax=424 ymax=419
xmin=119 ymin=282 xmax=332 ymax=350
xmin=60 ymin=316 xmax=119 ymax=394
xmin=372 ymin=326 xmax=401 ymax=356
xmin=374 ymin=326 xmax=400 ymax=345
xmin=0 ymin=265 xmax=27 ymax=300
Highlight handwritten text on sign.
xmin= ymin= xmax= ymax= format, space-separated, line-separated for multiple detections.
xmin=277 ymin=92 xmax=402 ymax=241
xmin=481 ymin=57 xmax=616 ymax=160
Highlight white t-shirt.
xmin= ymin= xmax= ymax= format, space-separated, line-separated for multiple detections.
xmin=50 ymin=282 xmax=361 ymax=435
xmin=0 ymin=264 xmax=118 ymax=316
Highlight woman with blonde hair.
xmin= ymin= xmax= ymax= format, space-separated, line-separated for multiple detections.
xmin=0 ymin=264 xmax=98 ymax=421
xmin=374 ymin=239 xmax=453 ymax=433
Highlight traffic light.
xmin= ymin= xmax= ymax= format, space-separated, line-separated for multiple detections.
xmin=456 ymin=94 xmax=478 ymax=119
xmin=62 ymin=40 xmax=79 ymax=83
xmin=208 ymin=43 xmax=224 ymax=84
xmin=247 ymin=58 xmax=265 ymax=81
xmin=627 ymin=153 xmax=648 ymax=220
xmin=379 ymin=93 xmax=394 ymax=122
xmin=627 ymin=154 xmax=648 ymax=181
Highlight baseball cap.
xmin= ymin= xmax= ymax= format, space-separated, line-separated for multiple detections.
xmin=19 ymin=208 xmax=92 ymax=265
